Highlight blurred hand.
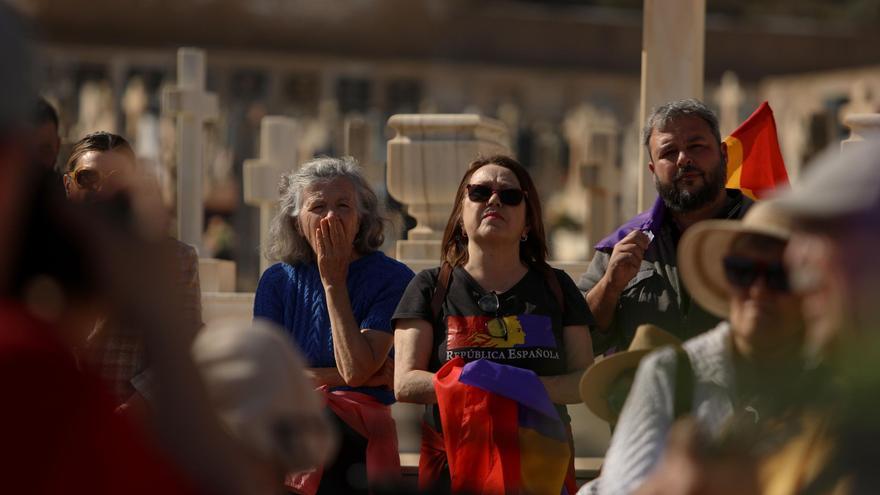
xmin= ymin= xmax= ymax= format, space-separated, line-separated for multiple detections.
xmin=604 ymin=230 xmax=650 ymax=292
xmin=634 ymin=419 xmax=760 ymax=495
xmin=116 ymin=391 xmax=149 ymax=423
xmin=316 ymin=216 xmax=354 ymax=288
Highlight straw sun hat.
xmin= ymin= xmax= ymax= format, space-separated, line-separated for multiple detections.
xmin=580 ymin=324 xmax=682 ymax=423
xmin=677 ymin=199 xmax=794 ymax=319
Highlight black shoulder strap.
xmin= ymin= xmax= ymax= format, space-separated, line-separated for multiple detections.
xmin=430 ymin=262 xmax=453 ymax=321
xmin=540 ymin=264 xmax=565 ymax=313
xmin=673 ymin=347 xmax=695 ymax=419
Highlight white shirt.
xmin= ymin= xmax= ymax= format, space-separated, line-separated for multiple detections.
xmin=595 ymin=322 xmax=738 ymax=495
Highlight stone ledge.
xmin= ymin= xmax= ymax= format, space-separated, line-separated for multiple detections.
xmin=201 ymin=260 xmax=592 ymax=324
xmin=198 ymin=258 xmax=236 ymax=292
xmin=399 ymin=452 xmax=602 ymax=480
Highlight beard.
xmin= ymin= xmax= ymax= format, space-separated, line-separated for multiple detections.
xmin=655 ymin=156 xmax=727 ymax=213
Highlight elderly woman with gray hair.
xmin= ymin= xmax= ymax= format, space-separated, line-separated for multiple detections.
xmin=254 ymin=156 xmax=414 ymax=494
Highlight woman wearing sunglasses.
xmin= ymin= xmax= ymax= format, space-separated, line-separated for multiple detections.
xmin=62 ymin=131 xmax=204 ymax=417
xmin=595 ymin=200 xmax=807 ymax=495
xmin=392 ymin=155 xmax=594 ymax=492
xmin=63 ymin=131 xmax=133 ymax=201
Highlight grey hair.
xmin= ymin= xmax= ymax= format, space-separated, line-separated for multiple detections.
xmin=642 ymin=98 xmax=721 ymax=161
xmin=265 ymin=156 xmax=385 ymax=265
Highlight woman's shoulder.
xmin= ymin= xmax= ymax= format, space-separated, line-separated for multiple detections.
xmin=356 ymin=251 xmax=416 ymax=280
xmin=258 ymin=262 xmax=308 ymax=286
xmin=548 ymin=266 xmax=578 ymax=286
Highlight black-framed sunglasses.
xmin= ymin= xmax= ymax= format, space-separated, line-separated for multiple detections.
xmin=477 ymin=291 xmax=510 ymax=340
xmin=466 ymin=184 xmax=526 ymax=207
xmin=722 ymin=256 xmax=790 ymax=293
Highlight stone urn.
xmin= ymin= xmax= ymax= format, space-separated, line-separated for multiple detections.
xmin=842 ymin=113 xmax=880 ymax=151
xmin=386 ymin=114 xmax=510 ymax=261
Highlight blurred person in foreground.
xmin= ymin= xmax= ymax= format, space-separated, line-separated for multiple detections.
xmin=0 ymin=8 xmax=257 ymax=493
xmin=0 ymin=8 xmax=191 ymax=493
xmin=596 ymin=200 xmax=805 ymax=495
xmin=393 ymin=155 xmax=594 ymax=494
xmin=33 ymin=96 xmax=60 ymax=172
xmin=580 ymin=99 xmax=753 ymax=355
xmin=255 ymin=156 xmax=414 ymax=494
xmin=632 ymin=142 xmax=880 ymax=495
xmin=62 ymin=131 xmax=202 ymax=415
xmin=771 ymin=140 xmax=880 ymax=493
xmin=193 ymin=318 xmax=336 ymax=494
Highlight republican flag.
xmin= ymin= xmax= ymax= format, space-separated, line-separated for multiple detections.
xmin=434 ymin=357 xmax=573 ymax=495
xmin=724 ymin=101 xmax=789 ymax=199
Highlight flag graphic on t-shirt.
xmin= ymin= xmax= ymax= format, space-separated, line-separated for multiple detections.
xmin=446 ymin=314 xmax=555 ymax=350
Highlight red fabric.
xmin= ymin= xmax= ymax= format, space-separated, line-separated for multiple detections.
xmin=728 ymin=101 xmax=789 ymax=198
xmin=287 ymin=388 xmax=400 ymax=494
xmin=0 ymin=302 xmax=199 ymax=495
xmin=418 ymin=419 xmax=448 ymax=491
xmin=434 ymin=357 xmax=522 ymax=494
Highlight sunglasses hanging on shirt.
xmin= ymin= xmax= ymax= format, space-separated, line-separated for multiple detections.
xmin=476 ymin=292 xmax=524 ymax=341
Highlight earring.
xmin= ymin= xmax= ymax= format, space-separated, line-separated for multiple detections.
xmin=520 ymin=233 xmax=528 ymax=242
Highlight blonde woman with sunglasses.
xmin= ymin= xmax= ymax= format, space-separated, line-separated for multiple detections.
xmin=63 ymin=132 xmax=133 ymax=201
xmin=392 ymin=155 xmax=595 ymax=492
xmin=63 ymin=131 xmax=203 ymax=414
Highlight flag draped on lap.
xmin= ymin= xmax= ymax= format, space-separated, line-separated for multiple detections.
xmin=286 ymin=388 xmax=400 ymax=494
xmin=434 ymin=357 xmax=571 ymax=495
xmin=724 ymin=101 xmax=789 ymax=199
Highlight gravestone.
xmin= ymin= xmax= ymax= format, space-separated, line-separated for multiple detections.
xmin=716 ymin=71 xmax=744 ymax=136
xmin=161 ymin=47 xmax=219 ymax=253
xmin=243 ymin=116 xmax=300 ymax=275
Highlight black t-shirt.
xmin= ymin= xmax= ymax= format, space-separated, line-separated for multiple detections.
xmin=393 ymin=264 xmax=593 ymax=427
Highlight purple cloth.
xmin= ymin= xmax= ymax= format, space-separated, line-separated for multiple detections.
xmin=458 ymin=359 xmax=560 ymax=420
xmin=594 ymin=197 xmax=666 ymax=252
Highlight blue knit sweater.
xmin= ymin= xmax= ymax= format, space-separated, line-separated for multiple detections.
xmin=253 ymin=251 xmax=414 ymax=404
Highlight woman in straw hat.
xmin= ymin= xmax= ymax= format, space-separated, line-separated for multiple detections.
xmin=593 ymin=200 xmax=806 ymax=495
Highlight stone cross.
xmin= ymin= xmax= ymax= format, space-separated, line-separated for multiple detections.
xmin=716 ymin=71 xmax=744 ymax=136
xmin=244 ymin=116 xmax=300 ymax=275
xmin=562 ymin=105 xmax=620 ymax=256
xmin=636 ymin=0 xmax=706 ymax=211
xmin=162 ymin=47 xmax=219 ymax=252
xmin=344 ymin=115 xmax=382 ymax=186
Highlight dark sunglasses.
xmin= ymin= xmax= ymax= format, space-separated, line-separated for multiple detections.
xmin=68 ymin=168 xmax=119 ymax=191
xmin=466 ymin=184 xmax=526 ymax=207
xmin=722 ymin=256 xmax=790 ymax=293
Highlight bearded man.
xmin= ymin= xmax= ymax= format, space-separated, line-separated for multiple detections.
xmin=578 ymin=99 xmax=753 ymax=352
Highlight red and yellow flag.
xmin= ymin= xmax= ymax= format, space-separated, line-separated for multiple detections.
xmin=724 ymin=101 xmax=789 ymax=199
